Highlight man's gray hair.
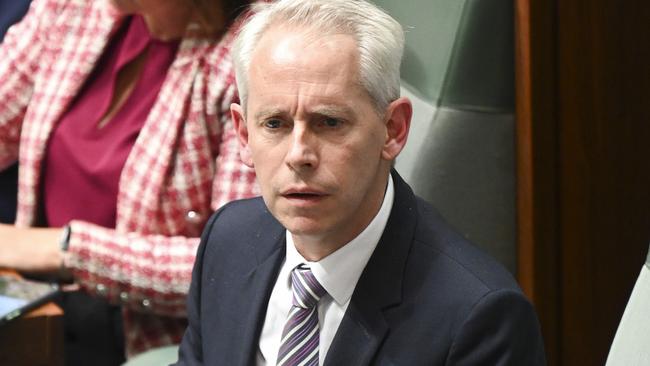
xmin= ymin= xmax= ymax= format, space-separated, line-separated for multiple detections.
xmin=232 ymin=0 xmax=405 ymax=113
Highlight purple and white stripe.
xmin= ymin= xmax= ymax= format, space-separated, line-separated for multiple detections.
xmin=277 ymin=265 xmax=327 ymax=366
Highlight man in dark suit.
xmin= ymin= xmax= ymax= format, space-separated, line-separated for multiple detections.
xmin=175 ymin=0 xmax=546 ymax=365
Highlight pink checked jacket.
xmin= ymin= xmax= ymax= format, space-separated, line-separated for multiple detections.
xmin=0 ymin=0 xmax=258 ymax=356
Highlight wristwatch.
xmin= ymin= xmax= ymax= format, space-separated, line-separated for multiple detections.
xmin=60 ymin=224 xmax=71 ymax=252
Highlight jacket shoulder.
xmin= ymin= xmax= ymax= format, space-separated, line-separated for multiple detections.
xmin=412 ymin=196 xmax=521 ymax=294
xmin=207 ymin=197 xmax=276 ymax=238
xmin=200 ymin=197 xmax=283 ymax=261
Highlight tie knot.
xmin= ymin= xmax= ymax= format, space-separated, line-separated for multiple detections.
xmin=290 ymin=264 xmax=327 ymax=309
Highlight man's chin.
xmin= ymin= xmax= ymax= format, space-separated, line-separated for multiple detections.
xmin=279 ymin=216 xmax=330 ymax=238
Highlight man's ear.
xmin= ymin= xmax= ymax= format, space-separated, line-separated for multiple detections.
xmin=231 ymin=103 xmax=254 ymax=167
xmin=381 ymin=97 xmax=412 ymax=160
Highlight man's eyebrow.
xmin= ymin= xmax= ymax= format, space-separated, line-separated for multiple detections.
xmin=253 ymin=105 xmax=356 ymax=121
xmin=308 ymin=105 xmax=355 ymax=118
xmin=253 ymin=108 xmax=285 ymax=121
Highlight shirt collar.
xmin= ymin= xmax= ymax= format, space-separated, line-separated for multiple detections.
xmin=285 ymin=174 xmax=395 ymax=306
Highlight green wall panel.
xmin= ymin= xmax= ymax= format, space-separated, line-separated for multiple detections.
xmin=372 ymin=0 xmax=467 ymax=103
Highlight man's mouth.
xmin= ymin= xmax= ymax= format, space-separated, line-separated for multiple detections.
xmin=281 ymin=188 xmax=328 ymax=203
xmin=284 ymin=192 xmax=323 ymax=199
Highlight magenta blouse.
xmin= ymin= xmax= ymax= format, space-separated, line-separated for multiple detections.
xmin=43 ymin=15 xmax=179 ymax=228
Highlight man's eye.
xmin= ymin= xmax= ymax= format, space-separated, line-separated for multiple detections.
xmin=264 ymin=119 xmax=282 ymax=129
xmin=323 ymin=117 xmax=341 ymax=128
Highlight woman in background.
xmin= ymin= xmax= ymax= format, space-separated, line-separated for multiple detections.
xmin=0 ymin=0 xmax=257 ymax=364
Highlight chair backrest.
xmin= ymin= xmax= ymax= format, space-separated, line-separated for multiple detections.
xmin=606 ymin=244 xmax=650 ymax=365
xmin=121 ymin=345 xmax=179 ymax=366
xmin=389 ymin=0 xmax=517 ymax=273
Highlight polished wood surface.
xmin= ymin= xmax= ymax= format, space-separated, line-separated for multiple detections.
xmin=516 ymin=0 xmax=650 ymax=365
xmin=0 ymin=271 xmax=64 ymax=366
xmin=557 ymin=1 xmax=650 ymax=365
xmin=514 ymin=0 xmax=560 ymax=364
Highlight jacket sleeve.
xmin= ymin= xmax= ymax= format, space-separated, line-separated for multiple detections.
xmin=63 ymin=56 xmax=258 ymax=318
xmin=0 ymin=0 xmax=51 ymax=169
xmin=63 ymin=124 xmax=256 ymax=318
xmin=64 ymin=220 xmax=199 ymax=317
xmin=445 ymin=289 xmax=547 ymax=365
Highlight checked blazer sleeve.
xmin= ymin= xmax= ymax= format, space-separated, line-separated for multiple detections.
xmin=62 ymin=40 xmax=258 ymax=354
xmin=0 ymin=0 xmax=50 ymax=169
xmin=63 ymin=59 xmax=258 ymax=318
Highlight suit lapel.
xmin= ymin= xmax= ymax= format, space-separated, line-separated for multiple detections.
xmin=324 ymin=171 xmax=418 ymax=365
xmin=236 ymin=212 xmax=286 ymax=366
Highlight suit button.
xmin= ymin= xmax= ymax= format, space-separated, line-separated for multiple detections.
xmin=119 ymin=292 xmax=129 ymax=303
xmin=141 ymin=299 xmax=151 ymax=309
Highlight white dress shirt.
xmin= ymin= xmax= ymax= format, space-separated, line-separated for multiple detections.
xmin=256 ymin=176 xmax=395 ymax=365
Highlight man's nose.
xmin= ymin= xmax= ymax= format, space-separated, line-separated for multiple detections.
xmin=285 ymin=125 xmax=318 ymax=172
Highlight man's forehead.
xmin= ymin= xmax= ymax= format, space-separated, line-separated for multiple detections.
xmin=245 ymin=69 xmax=369 ymax=119
xmin=242 ymin=23 xmax=379 ymax=118
xmin=248 ymin=27 xmax=362 ymax=88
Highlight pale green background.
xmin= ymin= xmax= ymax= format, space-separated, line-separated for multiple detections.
xmin=372 ymin=0 xmax=466 ymax=103
xmin=372 ymin=0 xmax=514 ymax=112
xmin=376 ymin=0 xmax=517 ymax=272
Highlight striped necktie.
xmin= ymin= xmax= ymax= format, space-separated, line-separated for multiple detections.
xmin=276 ymin=264 xmax=327 ymax=366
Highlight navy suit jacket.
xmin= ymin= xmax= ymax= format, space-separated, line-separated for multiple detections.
xmin=0 ymin=0 xmax=31 ymax=40
xmin=175 ymin=172 xmax=546 ymax=365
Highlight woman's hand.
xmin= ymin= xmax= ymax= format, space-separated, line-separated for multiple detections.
xmin=0 ymin=223 xmax=64 ymax=275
